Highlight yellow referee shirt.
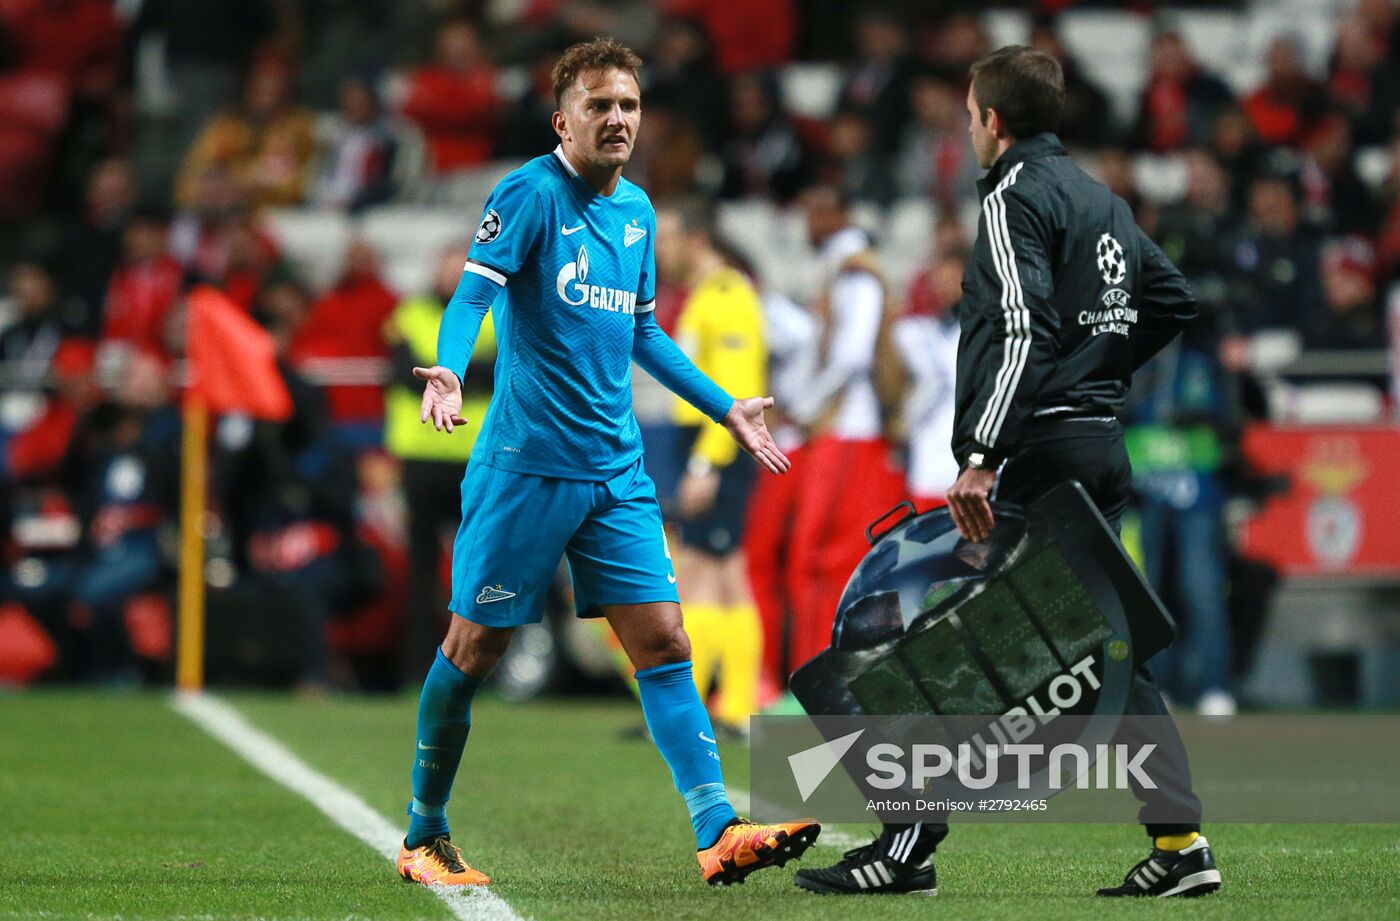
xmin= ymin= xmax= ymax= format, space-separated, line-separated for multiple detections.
xmin=671 ymin=267 xmax=767 ymax=469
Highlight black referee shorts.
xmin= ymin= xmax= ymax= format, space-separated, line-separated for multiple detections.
xmin=675 ymin=426 xmax=755 ymax=558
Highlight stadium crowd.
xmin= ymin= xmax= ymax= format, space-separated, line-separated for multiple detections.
xmin=1 ymin=0 xmax=1397 ymax=715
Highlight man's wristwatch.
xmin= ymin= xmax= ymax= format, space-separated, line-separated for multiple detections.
xmin=965 ymin=451 xmax=990 ymax=471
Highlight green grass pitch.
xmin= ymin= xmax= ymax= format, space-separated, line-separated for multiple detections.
xmin=2 ymin=690 xmax=1397 ymax=920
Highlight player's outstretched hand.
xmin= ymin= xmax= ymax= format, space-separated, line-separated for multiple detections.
xmin=723 ymin=396 xmax=791 ymax=475
xmin=414 ymin=366 xmax=467 ymax=433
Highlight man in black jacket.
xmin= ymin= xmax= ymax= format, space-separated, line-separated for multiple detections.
xmin=796 ymin=46 xmax=1221 ymax=900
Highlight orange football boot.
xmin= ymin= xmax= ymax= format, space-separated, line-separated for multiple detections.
xmin=698 ymin=818 xmax=821 ymax=885
xmin=397 ymin=837 xmax=491 ymax=886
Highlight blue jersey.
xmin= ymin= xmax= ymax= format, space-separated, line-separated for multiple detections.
xmin=461 ymin=147 xmax=658 ymax=480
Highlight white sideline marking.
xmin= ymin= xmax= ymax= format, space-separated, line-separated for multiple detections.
xmin=172 ymin=692 xmax=525 ymax=921
xmin=728 ymin=787 xmax=865 ymax=849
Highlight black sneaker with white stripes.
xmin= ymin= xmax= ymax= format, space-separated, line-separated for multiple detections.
xmin=793 ymin=827 xmax=937 ymax=895
xmin=1097 ymin=835 xmax=1221 ymax=898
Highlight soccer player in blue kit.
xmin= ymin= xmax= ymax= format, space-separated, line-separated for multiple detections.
xmin=396 ymin=39 xmax=821 ymax=888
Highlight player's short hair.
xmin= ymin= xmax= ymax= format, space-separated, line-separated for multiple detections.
xmin=969 ymin=45 xmax=1065 ymax=140
xmin=551 ymin=38 xmax=643 ymax=108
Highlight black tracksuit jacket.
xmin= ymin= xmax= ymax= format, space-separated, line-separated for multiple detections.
xmin=952 ymin=133 xmax=1198 ymax=469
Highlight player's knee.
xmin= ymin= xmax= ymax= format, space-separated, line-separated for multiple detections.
xmin=440 ymin=618 xmax=513 ymax=677
xmin=636 ymin=625 xmax=691 ymax=670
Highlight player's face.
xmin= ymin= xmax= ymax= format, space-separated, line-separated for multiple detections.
xmin=966 ymin=85 xmax=999 ymax=169
xmin=557 ymin=68 xmax=641 ymax=170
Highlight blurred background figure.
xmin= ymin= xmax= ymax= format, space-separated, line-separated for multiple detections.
xmin=59 ymin=158 xmax=137 ymax=337
xmin=718 ymin=72 xmax=810 ymax=202
xmin=893 ymin=246 xmax=964 ymax=510
xmin=655 ymin=202 xmax=767 ymax=733
xmin=1235 ymin=170 xmax=1324 ymax=334
xmin=1028 ymin=19 xmax=1113 ymax=150
xmin=175 ymin=53 xmax=315 ymax=209
xmin=1243 ymin=36 xmax=1326 ymax=148
xmin=742 ymin=281 xmax=817 ymax=705
xmin=822 ymin=108 xmax=895 ymax=208
xmin=311 ymin=74 xmax=401 ymax=213
xmin=1310 ymin=236 xmax=1387 ymax=353
xmin=383 ymin=245 xmax=495 ymax=683
xmin=102 ymin=209 xmax=182 ymax=358
xmin=838 ymin=9 xmax=914 ymax=155
xmin=283 ymin=237 xmax=397 ymax=452
xmin=896 ymin=73 xmax=980 ymax=209
xmin=399 ymin=19 xmax=498 ymax=176
xmin=1133 ymin=31 xmax=1236 ymax=154
xmin=783 ymin=184 xmax=907 ymax=674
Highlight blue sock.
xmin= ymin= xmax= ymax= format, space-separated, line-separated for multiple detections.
xmin=635 ymin=661 xmax=738 ymax=849
xmin=406 ymin=648 xmax=482 ymax=847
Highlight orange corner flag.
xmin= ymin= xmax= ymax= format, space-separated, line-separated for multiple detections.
xmin=186 ymin=285 xmax=293 ymax=421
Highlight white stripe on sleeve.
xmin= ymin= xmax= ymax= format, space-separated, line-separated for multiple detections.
xmin=464 ymin=261 xmax=507 ymax=286
xmin=974 ymin=161 xmax=1031 ymax=448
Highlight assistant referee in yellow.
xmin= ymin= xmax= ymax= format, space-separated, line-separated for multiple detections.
xmin=654 ymin=203 xmax=768 ymax=735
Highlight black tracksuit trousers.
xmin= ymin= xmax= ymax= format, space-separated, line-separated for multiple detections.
xmin=899 ymin=417 xmax=1203 ymax=861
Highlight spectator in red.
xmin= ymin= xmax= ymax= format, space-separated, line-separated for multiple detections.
xmin=0 ymin=0 xmax=120 ymax=103
xmin=1299 ymin=113 xmax=1382 ymax=236
xmin=205 ymin=214 xmax=293 ymax=312
xmin=1356 ymin=0 xmax=1400 ymax=60
xmin=400 ymin=19 xmax=498 ymax=173
xmin=0 ymin=263 xmax=92 ymax=522
xmin=1327 ymin=15 xmax=1400 ymax=145
xmin=1306 ymin=236 xmax=1387 ymax=354
xmin=1133 ymin=31 xmax=1235 ymax=153
xmin=102 ymin=211 xmax=183 ymax=357
xmin=286 ymin=239 xmax=398 ymax=448
xmin=1243 ymin=36 xmax=1326 ymax=147
xmin=664 ymin=0 xmax=794 ymax=74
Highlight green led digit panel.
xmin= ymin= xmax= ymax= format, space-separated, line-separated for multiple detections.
xmin=898 ymin=617 xmax=1005 ymax=714
xmin=848 ymin=655 xmax=932 ymax=715
xmin=955 ymin=582 xmax=1061 ymax=700
xmin=1005 ymin=544 xmax=1113 ymax=663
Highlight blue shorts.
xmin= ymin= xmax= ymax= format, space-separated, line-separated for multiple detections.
xmin=448 ymin=457 xmax=679 ymax=627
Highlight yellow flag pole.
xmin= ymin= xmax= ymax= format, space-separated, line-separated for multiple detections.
xmin=176 ymin=398 xmax=208 ymax=691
